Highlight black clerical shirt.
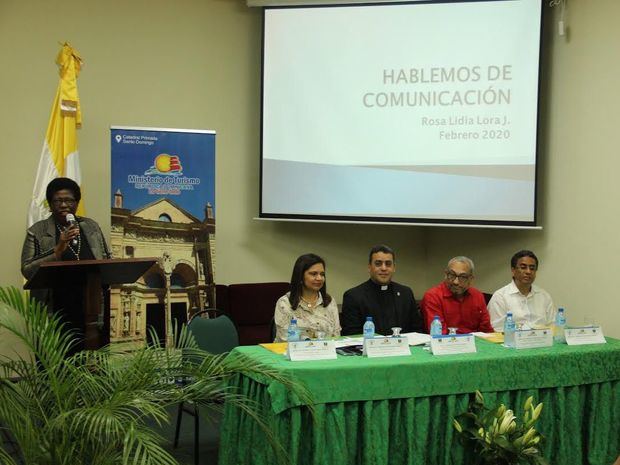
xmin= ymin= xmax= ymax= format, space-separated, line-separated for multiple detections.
xmin=341 ymin=279 xmax=424 ymax=336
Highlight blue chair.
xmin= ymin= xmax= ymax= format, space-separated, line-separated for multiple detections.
xmin=173 ymin=308 xmax=239 ymax=465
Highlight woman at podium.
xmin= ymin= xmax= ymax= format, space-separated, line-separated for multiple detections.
xmin=21 ymin=177 xmax=110 ymax=346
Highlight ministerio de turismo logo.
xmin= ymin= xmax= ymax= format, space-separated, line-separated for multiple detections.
xmin=144 ymin=153 xmax=183 ymax=176
xmin=127 ymin=153 xmax=200 ymax=195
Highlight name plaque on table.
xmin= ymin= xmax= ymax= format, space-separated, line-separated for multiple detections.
xmin=431 ymin=334 xmax=476 ymax=356
xmin=287 ymin=340 xmax=337 ymax=361
xmin=565 ymin=326 xmax=606 ymax=346
xmin=515 ymin=328 xmax=553 ymax=349
xmin=363 ymin=337 xmax=411 ymax=358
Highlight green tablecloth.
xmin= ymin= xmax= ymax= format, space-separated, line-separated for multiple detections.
xmin=219 ymin=338 xmax=620 ymax=465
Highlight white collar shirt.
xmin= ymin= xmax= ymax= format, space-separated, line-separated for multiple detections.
xmin=488 ymin=280 xmax=555 ymax=332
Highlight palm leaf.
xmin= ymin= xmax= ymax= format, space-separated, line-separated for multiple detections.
xmin=0 ymin=286 xmax=313 ymax=465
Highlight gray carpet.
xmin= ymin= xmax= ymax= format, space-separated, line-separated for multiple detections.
xmin=153 ymin=404 xmax=222 ymax=465
xmin=0 ymin=405 xmax=222 ymax=465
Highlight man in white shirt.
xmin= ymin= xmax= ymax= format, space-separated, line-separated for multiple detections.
xmin=488 ymin=250 xmax=555 ymax=331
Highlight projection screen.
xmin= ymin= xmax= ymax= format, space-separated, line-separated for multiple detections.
xmin=260 ymin=0 xmax=543 ymax=227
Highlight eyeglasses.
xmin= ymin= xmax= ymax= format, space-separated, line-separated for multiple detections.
xmin=445 ymin=271 xmax=472 ymax=283
xmin=51 ymin=198 xmax=77 ymax=206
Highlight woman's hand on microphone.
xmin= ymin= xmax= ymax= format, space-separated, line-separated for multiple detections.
xmin=54 ymin=225 xmax=80 ymax=259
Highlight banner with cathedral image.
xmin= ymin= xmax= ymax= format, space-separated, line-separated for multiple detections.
xmin=110 ymin=126 xmax=215 ymax=348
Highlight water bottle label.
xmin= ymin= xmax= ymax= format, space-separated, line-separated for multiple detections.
xmin=288 ymin=327 xmax=300 ymax=342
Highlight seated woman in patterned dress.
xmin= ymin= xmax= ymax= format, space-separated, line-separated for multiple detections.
xmin=273 ymin=253 xmax=341 ymax=342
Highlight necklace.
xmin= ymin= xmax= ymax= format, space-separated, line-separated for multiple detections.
xmin=56 ymin=222 xmax=81 ymax=260
xmin=300 ymin=294 xmax=319 ymax=308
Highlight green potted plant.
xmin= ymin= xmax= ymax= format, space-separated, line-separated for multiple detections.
xmin=453 ymin=390 xmax=549 ymax=465
xmin=0 ymin=287 xmax=310 ymax=465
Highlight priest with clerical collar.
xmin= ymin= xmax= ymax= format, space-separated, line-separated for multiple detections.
xmin=341 ymin=244 xmax=424 ymax=336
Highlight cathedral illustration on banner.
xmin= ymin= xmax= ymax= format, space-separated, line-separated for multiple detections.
xmin=109 ymin=189 xmax=215 ymax=349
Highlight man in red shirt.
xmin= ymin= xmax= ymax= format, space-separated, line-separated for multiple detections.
xmin=421 ymin=256 xmax=493 ymax=334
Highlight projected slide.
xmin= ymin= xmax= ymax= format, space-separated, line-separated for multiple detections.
xmin=261 ymin=0 xmax=541 ymax=225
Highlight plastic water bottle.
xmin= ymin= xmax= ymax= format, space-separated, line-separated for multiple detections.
xmin=287 ymin=318 xmax=301 ymax=342
xmin=363 ymin=316 xmax=375 ymax=339
xmin=430 ymin=316 xmax=443 ymax=337
xmin=554 ymin=307 xmax=566 ymax=344
xmin=504 ymin=312 xmax=516 ymax=348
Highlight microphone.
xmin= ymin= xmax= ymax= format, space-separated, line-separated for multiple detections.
xmin=65 ymin=213 xmax=79 ymax=247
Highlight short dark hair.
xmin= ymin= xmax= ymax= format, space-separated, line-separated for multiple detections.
xmin=46 ymin=177 xmax=81 ymax=205
xmin=288 ymin=253 xmax=332 ymax=309
xmin=511 ymin=250 xmax=538 ymax=269
xmin=368 ymin=244 xmax=395 ymax=264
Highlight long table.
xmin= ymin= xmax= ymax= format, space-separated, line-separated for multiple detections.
xmin=218 ymin=338 xmax=620 ymax=465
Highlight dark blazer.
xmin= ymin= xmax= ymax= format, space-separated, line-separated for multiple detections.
xmin=341 ymin=279 xmax=424 ymax=336
xmin=21 ymin=216 xmax=111 ymax=306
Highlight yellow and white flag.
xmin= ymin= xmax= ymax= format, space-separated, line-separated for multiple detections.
xmin=27 ymin=43 xmax=85 ymax=227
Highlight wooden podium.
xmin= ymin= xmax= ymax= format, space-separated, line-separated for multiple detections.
xmin=24 ymin=258 xmax=157 ymax=350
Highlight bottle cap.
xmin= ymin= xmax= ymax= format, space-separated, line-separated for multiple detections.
xmin=433 ymin=315 xmax=440 ymax=320
xmin=366 ymin=316 xmax=373 ymax=322
xmin=291 ymin=318 xmax=297 ymax=324
xmin=507 ymin=312 xmax=513 ymax=317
